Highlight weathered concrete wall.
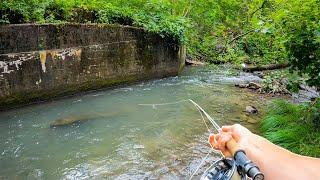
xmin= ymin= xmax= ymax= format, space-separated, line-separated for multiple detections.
xmin=0 ymin=23 xmax=185 ymax=109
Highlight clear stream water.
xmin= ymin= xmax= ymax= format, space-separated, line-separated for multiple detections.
xmin=0 ymin=66 xmax=272 ymax=180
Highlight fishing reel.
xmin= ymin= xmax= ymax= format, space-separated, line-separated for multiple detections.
xmin=201 ymin=158 xmax=241 ymax=180
xmin=201 ymin=150 xmax=264 ymax=180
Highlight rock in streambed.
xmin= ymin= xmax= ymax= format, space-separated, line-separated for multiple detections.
xmin=49 ymin=111 xmax=120 ymax=127
xmin=245 ymin=105 xmax=258 ymax=114
xmin=50 ymin=115 xmax=96 ymax=127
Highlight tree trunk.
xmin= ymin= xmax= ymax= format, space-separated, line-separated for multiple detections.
xmin=243 ymin=63 xmax=289 ymax=72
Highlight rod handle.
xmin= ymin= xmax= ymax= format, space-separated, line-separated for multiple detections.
xmin=226 ymin=139 xmax=264 ymax=180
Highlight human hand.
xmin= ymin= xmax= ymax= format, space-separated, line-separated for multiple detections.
xmin=209 ymin=131 xmax=233 ymax=157
xmin=209 ymin=124 xmax=253 ymax=157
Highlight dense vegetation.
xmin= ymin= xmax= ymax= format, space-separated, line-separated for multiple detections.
xmin=1 ymin=0 xmax=319 ymax=89
xmin=261 ymin=99 xmax=320 ymax=157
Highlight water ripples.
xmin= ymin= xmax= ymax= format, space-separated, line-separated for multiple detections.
xmin=0 ymin=66 xmax=267 ymax=179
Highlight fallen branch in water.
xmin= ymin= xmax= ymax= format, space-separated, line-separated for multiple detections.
xmin=243 ymin=63 xmax=289 ymax=72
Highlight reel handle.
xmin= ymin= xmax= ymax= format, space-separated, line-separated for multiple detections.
xmin=226 ymin=139 xmax=264 ymax=180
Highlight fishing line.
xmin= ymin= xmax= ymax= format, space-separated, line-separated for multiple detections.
xmin=195 ymin=105 xmax=211 ymax=133
xmin=188 ymin=99 xmax=221 ymax=132
xmin=138 ymin=99 xmax=221 ymax=132
xmin=139 ymin=99 xmax=211 ymax=132
xmin=138 ymin=99 xmax=189 ymax=107
xmin=138 ymin=99 xmax=223 ymax=179
xmin=188 ymin=149 xmax=212 ymax=180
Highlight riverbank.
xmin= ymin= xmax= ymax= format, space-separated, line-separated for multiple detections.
xmin=260 ymin=99 xmax=320 ymax=158
xmin=229 ymin=66 xmax=320 ymax=157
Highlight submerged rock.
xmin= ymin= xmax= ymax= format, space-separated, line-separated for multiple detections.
xmin=248 ymin=82 xmax=261 ymax=90
xmin=235 ymin=84 xmax=248 ymax=88
xmin=49 ymin=111 xmax=120 ymax=127
xmin=50 ymin=116 xmax=93 ymax=127
xmin=245 ymin=106 xmax=258 ymax=114
xmin=235 ymin=82 xmax=261 ymax=90
xmin=292 ymin=84 xmax=319 ymax=103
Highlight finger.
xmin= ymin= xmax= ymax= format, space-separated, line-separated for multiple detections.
xmin=208 ymin=134 xmax=219 ymax=149
xmin=218 ymin=133 xmax=233 ymax=152
xmin=231 ymin=132 xmax=240 ymax=142
xmin=224 ymin=131 xmax=238 ymax=141
xmin=221 ymin=149 xmax=233 ymax=158
xmin=217 ymin=137 xmax=225 ymax=151
xmin=217 ymin=134 xmax=229 ymax=151
xmin=222 ymin=124 xmax=242 ymax=132
xmin=209 ymin=134 xmax=214 ymax=143
xmin=222 ymin=124 xmax=242 ymax=141
xmin=208 ymin=134 xmax=215 ymax=146
xmin=221 ymin=125 xmax=233 ymax=132
xmin=214 ymin=134 xmax=221 ymax=142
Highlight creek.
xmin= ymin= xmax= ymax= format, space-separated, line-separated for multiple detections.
xmin=0 ymin=65 xmax=271 ymax=179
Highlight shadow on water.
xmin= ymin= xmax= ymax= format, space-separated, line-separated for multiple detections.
xmin=0 ymin=65 xmax=275 ymax=179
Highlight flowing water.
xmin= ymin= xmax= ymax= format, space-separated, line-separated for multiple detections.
xmin=0 ymin=65 xmax=271 ymax=180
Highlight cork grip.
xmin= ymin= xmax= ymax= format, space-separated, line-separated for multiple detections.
xmin=226 ymin=138 xmax=239 ymax=156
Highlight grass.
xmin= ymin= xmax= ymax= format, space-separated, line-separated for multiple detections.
xmin=260 ymin=100 xmax=320 ymax=158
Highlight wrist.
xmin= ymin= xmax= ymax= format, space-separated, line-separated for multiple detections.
xmin=240 ymin=134 xmax=262 ymax=165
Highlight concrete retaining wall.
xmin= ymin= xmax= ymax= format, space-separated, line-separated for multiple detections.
xmin=0 ymin=23 xmax=185 ymax=109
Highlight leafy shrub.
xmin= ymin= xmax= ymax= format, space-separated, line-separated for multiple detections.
xmin=268 ymin=0 xmax=320 ymax=89
xmin=0 ymin=0 xmax=188 ymax=43
xmin=260 ymin=70 xmax=304 ymax=94
xmin=133 ymin=11 xmax=188 ymax=42
xmin=261 ymin=71 xmax=289 ymax=94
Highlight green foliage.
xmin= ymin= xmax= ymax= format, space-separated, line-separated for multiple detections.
xmin=0 ymin=0 xmax=319 ymax=86
xmin=132 ymin=9 xmax=189 ymax=42
xmin=261 ymin=99 xmax=320 ymax=157
xmin=281 ymin=1 xmax=320 ymax=89
xmin=253 ymin=0 xmax=320 ymax=88
xmin=261 ymin=70 xmax=304 ymax=93
xmin=261 ymin=71 xmax=288 ymax=94
xmin=286 ymin=72 xmax=304 ymax=93
xmin=0 ymin=0 xmax=188 ymax=42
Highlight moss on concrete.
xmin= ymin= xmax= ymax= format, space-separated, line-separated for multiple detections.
xmin=0 ymin=23 xmax=185 ymax=110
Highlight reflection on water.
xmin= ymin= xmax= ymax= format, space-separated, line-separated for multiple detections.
xmin=0 ymin=65 xmax=270 ymax=179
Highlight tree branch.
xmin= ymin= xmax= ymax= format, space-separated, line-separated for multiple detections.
xmin=228 ymin=30 xmax=255 ymax=44
xmin=250 ymin=0 xmax=268 ymax=19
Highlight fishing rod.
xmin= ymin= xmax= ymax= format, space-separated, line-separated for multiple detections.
xmin=139 ymin=99 xmax=264 ymax=180
xmin=188 ymin=99 xmax=221 ymax=132
xmin=187 ymin=100 xmax=264 ymax=180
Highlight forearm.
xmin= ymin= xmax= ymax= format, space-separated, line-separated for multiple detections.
xmin=245 ymin=134 xmax=320 ymax=179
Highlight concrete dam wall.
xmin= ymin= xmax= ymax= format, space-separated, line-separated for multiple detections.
xmin=0 ymin=23 xmax=185 ymax=109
